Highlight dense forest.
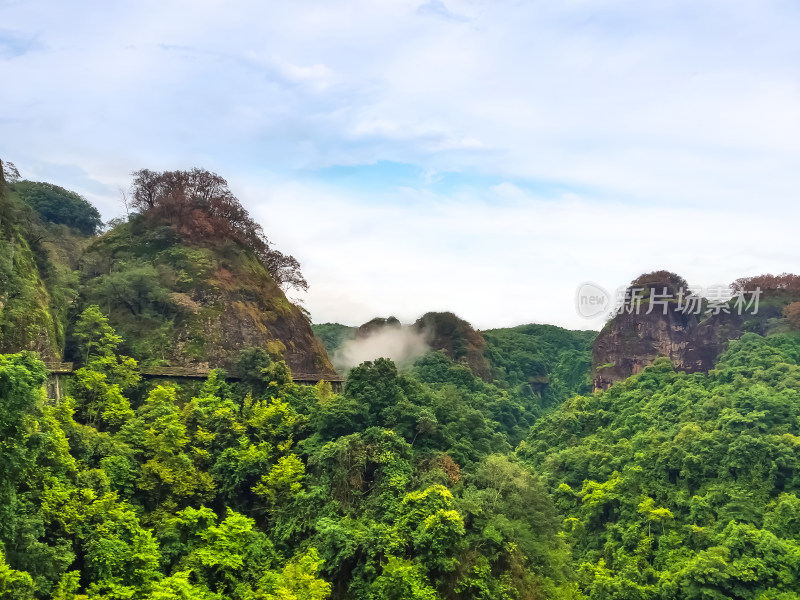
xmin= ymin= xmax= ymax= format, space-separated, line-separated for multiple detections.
xmin=2 ymin=163 xmax=800 ymax=599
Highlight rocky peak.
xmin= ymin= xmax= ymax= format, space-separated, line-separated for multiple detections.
xmin=413 ymin=311 xmax=491 ymax=380
xmin=592 ymin=271 xmax=739 ymax=390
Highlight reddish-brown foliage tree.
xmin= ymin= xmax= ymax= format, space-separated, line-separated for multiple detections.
xmin=785 ymin=302 xmax=800 ymax=330
xmin=130 ymin=168 xmax=308 ymax=292
xmin=731 ymin=273 xmax=800 ymax=293
xmin=438 ymin=454 xmax=462 ymax=484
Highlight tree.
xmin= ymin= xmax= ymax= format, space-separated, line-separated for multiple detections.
xmin=252 ymin=454 xmax=306 ymax=511
xmin=134 ymin=385 xmax=216 ymax=505
xmin=0 ymin=159 xmax=21 ymax=185
xmin=344 ymin=358 xmax=406 ymax=422
xmin=73 ymin=305 xmax=124 ymax=363
xmin=40 ymin=484 xmax=162 ymax=596
xmin=784 ymin=302 xmax=800 ymax=330
xmin=0 ymin=548 xmax=35 ymax=599
xmin=261 ymin=548 xmax=332 ymax=600
xmin=69 ymin=306 xmax=139 ymax=428
xmin=732 ymin=273 xmax=800 ymax=293
xmin=369 ymin=557 xmax=440 ymax=600
xmin=129 ymin=168 xmax=307 ymax=291
xmin=13 ymin=180 xmax=101 ymax=235
xmin=0 ymin=353 xmax=48 ymax=544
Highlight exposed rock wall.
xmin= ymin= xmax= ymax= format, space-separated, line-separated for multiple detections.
xmin=414 ymin=312 xmax=492 ymax=380
xmin=592 ymin=272 xmax=741 ymax=390
xmin=77 ymin=224 xmax=338 ymax=379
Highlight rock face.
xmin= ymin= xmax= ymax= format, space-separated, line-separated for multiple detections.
xmin=592 ymin=272 xmax=741 ymax=390
xmin=413 ymin=312 xmax=492 ymax=380
xmin=77 ymin=222 xmax=338 ymax=379
xmin=181 ymin=280 xmax=337 ymax=378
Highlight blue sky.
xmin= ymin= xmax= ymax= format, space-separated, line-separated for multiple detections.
xmin=1 ymin=0 xmax=799 ymax=329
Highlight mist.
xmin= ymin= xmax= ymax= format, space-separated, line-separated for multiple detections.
xmin=332 ymin=326 xmax=430 ymax=372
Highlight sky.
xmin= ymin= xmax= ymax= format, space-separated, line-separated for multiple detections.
xmin=1 ymin=0 xmax=799 ymax=331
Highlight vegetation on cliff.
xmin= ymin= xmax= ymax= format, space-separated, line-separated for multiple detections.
xmin=3 ymin=163 xmax=800 ymax=599
xmin=74 ymin=216 xmax=332 ymax=375
xmin=0 ymin=309 xmax=580 ymax=599
xmin=0 ymin=162 xmax=95 ymax=360
xmin=68 ymin=168 xmax=334 ymax=376
xmin=521 ymin=331 xmax=800 ymax=598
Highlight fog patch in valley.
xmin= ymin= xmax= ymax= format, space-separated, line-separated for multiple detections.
xmin=333 ymin=325 xmax=430 ymax=371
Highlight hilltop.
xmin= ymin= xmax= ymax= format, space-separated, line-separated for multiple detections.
xmin=593 ymin=270 xmax=800 ymax=389
xmin=314 ymin=312 xmax=596 ymax=405
xmin=0 ymin=162 xmax=337 ymax=379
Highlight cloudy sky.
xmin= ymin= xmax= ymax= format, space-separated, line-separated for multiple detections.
xmin=1 ymin=0 xmax=798 ymax=330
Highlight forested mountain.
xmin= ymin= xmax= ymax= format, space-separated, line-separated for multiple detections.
xmin=0 ymin=161 xmax=98 ymax=360
xmin=313 ymin=316 xmax=595 ymax=405
xmin=522 ymin=332 xmax=800 ymax=598
xmin=2 ymin=162 xmax=800 ymax=599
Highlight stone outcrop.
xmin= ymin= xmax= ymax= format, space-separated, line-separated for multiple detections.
xmin=157 ymin=265 xmax=337 ymax=378
xmin=78 ymin=225 xmax=338 ymax=380
xmin=356 ymin=316 xmax=402 ymax=339
xmin=592 ymin=272 xmax=741 ymax=390
xmin=414 ymin=311 xmax=492 ymax=380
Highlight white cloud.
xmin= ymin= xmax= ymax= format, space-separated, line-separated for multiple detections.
xmin=333 ymin=325 xmax=430 ymax=371
xmin=241 ymin=177 xmax=797 ymax=331
xmin=0 ymin=0 xmax=798 ymax=330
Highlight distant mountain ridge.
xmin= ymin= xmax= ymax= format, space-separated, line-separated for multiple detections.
xmin=314 ymin=313 xmax=596 ymax=404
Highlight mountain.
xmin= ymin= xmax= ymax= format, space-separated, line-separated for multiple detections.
xmin=314 ymin=313 xmax=596 ymax=404
xmin=0 ymin=163 xmax=337 ymax=379
xmin=412 ymin=311 xmax=492 ymax=380
xmin=592 ymin=270 xmax=800 ymax=390
xmin=522 ymin=330 xmax=800 ymax=597
xmin=75 ymin=218 xmax=336 ymax=377
xmin=71 ymin=168 xmax=337 ymax=378
xmin=0 ymin=162 xmax=97 ymax=360
xmin=6 ymin=160 xmax=800 ymax=598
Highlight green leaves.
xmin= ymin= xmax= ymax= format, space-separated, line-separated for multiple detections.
xmin=0 ymin=548 xmax=35 ymax=600
xmin=41 ymin=484 xmax=161 ymax=594
xmin=369 ymin=557 xmax=439 ymax=600
xmin=261 ymin=548 xmax=331 ymax=600
xmin=522 ymin=332 xmax=800 ymax=598
xmin=252 ymin=454 xmax=305 ymax=507
xmin=136 ymin=386 xmax=215 ymax=504
xmin=12 ymin=180 xmax=102 ymax=235
xmin=74 ymin=306 xmax=124 ymax=362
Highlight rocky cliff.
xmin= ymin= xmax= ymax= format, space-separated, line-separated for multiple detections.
xmin=414 ymin=311 xmax=492 ymax=380
xmin=356 ymin=316 xmax=402 ymax=339
xmin=75 ymin=216 xmax=338 ymax=379
xmin=592 ymin=270 xmax=799 ymax=390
